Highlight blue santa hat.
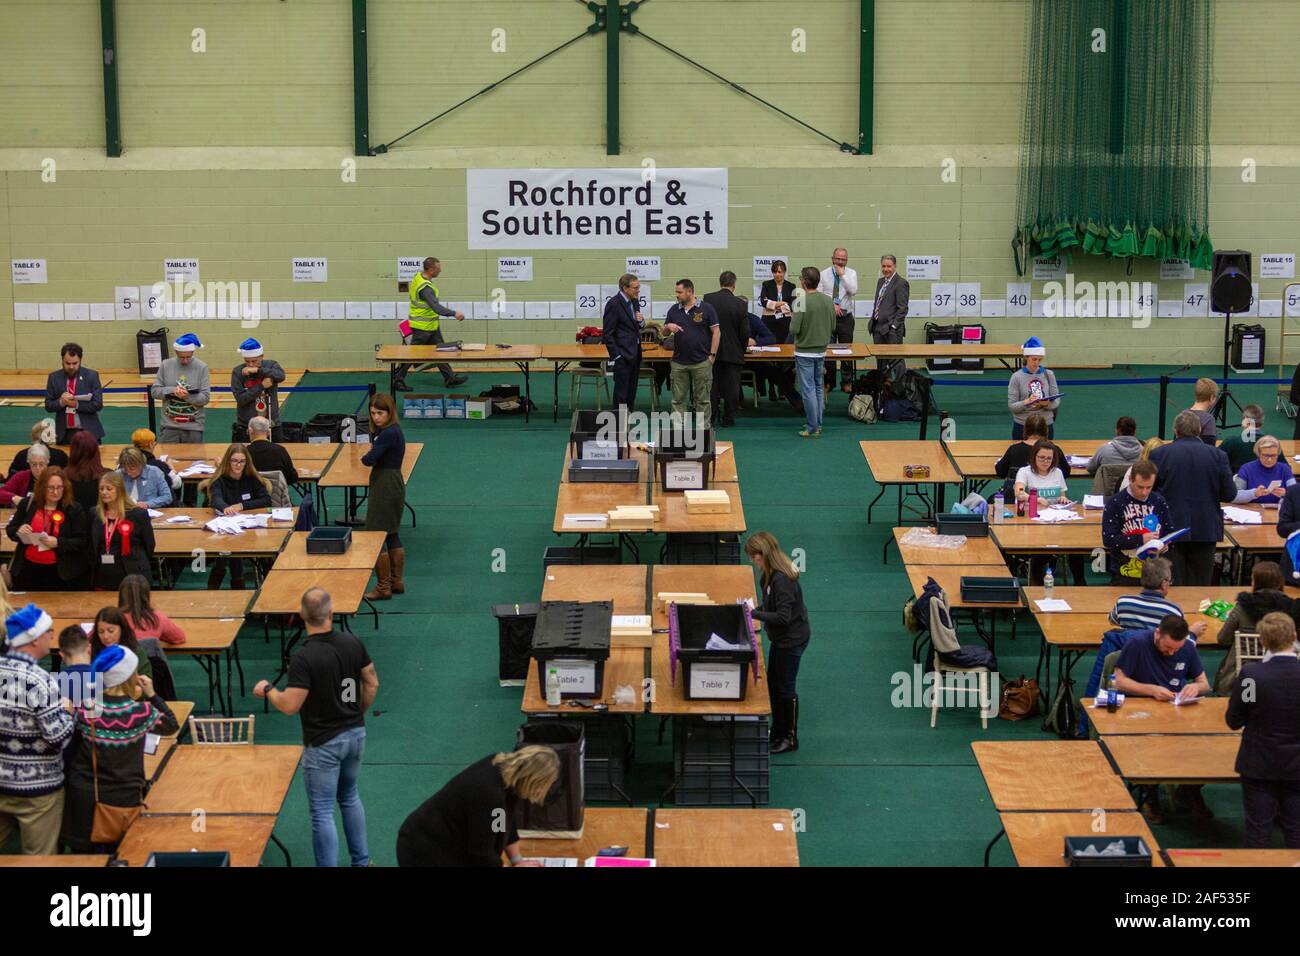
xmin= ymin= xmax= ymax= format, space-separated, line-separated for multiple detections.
xmin=1022 ymin=336 xmax=1046 ymax=357
xmin=5 ymin=603 xmax=53 ymax=649
xmin=92 ymin=644 xmax=139 ymax=690
xmin=174 ymin=333 xmax=203 ymax=352
xmin=237 ymin=337 xmax=263 ymax=358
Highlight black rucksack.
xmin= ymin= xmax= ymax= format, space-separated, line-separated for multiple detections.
xmin=1041 ymin=675 xmax=1080 ymax=738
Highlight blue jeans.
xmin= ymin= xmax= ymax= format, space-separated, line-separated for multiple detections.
xmin=301 ymin=725 xmax=369 ymax=867
xmin=795 ymin=356 xmax=825 ymax=431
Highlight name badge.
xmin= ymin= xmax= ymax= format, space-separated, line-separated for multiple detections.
xmin=241 ymin=493 xmax=251 ymax=501
xmin=101 ymin=554 xmax=115 ymax=564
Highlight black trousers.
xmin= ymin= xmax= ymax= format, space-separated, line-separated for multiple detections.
xmin=711 ymin=361 xmax=743 ymax=425
xmin=611 ymin=353 xmax=641 ymax=410
xmin=395 ymin=327 xmax=456 ymax=384
xmin=1242 ymin=777 xmax=1300 ymax=848
xmin=825 ymin=314 xmax=856 ymax=387
xmin=872 ymin=323 xmax=906 ymax=381
xmin=1169 ymin=540 xmax=1218 ymax=587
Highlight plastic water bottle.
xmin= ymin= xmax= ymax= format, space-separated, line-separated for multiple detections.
xmin=545 ymin=667 xmax=561 ymax=706
xmin=993 ymin=491 xmax=1005 ymax=524
xmin=1043 ymin=566 xmax=1054 ymax=598
xmin=1107 ymin=674 xmax=1119 ymax=713
xmin=1027 ymin=488 xmax=1039 ymax=519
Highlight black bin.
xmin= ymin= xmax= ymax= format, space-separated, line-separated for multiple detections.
xmin=136 ymin=327 xmax=170 ymax=375
xmin=1231 ymin=323 xmax=1265 ymax=373
xmin=493 ymin=602 xmax=540 ymax=686
xmin=515 ymin=720 xmax=585 ymax=834
xmin=960 ymin=576 xmax=1022 ymax=604
xmin=304 ymin=413 xmax=357 ymax=443
xmin=670 ymin=603 xmax=756 ymax=701
xmin=306 ymin=526 xmax=351 ymax=554
xmin=530 ymin=601 xmax=612 ymax=699
xmin=280 ymin=421 xmax=306 ymax=443
xmin=1064 ymin=835 xmax=1153 ymax=868
xmin=570 ymin=409 xmax=627 ymax=460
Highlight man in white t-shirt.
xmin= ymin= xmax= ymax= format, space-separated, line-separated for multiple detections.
xmin=817 ymin=248 xmax=858 ymax=393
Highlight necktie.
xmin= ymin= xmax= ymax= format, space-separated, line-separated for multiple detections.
xmin=65 ymin=377 xmax=76 ymax=429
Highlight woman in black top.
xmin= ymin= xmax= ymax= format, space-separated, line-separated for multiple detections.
xmin=362 ymin=394 xmax=408 ymax=601
xmin=200 ymin=443 xmax=272 ymax=589
xmin=745 ymin=531 xmax=811 ymax=755
xmin=88 ymin=472 xmax=155 ymax=591
xmin=63 ymin=429 xmax=107 ymax=513
xmin=992 ymin=413 xmax=1066 ymax=483
xmin=759 ymin=259 xmax=798 ymax=345
xmin=396 ymin=746 xmax=560 ymax=867
xmin=5 ymin=466 xmax=88 ymax=590
xmin=6 ymin=421 xmax=67 ymax=478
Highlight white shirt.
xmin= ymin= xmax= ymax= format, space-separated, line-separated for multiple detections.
xmin=817 ymin=265 xmax=858 ymax=310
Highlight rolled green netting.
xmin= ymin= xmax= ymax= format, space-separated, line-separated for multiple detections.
xmin=1013 ymin=0 xmax=1215 ymax=275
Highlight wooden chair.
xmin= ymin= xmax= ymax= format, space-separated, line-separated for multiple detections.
xmin=189 ymin=715 xmax=255 ymax=745
xmin=740 ymin=369 xmax=761 ymax=408
xmin=570 ymin=335 xmax=611 ymax=410
xmin=1235 ymin=630 xmax=1264 ymax=675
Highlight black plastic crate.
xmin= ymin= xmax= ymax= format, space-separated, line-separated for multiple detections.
xmin=306 ymin=526 xmax=351 ymax=554
xmin=528 ymin=713 xmax=628 ymax=803
xmin=670 ymin=604 xmax=758 ymax=701
xmin=515 ymin=721 xmax=585 ymax=833
xmin=924 ymin=322 xmax=986 ymax=373
xmin=663 ymin=532 xmax=740 ymax=565
xmin=935 ymin=513 xmax=988 ymax=537
xmin=960 ymin=575 xmax=1022 ymax=604
xmin=569 ymin=459 xmax=639 ymax=483
xmin=543 ymin=545 xmax=622 ymax=567
xmin=672 ymin=717 xmax=770 ymax=806
xmin=1064 ymin=835 xmax=1153 ymax=868
xmin=531 ymin=601 xmax=612 ymax=699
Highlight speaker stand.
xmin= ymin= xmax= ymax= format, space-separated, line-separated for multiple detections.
xmin=1214 ymin=309 xmax=1245 ymax=428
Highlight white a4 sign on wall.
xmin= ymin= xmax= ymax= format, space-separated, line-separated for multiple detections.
xmin=466 ymin=168 xmax=728 ymax=249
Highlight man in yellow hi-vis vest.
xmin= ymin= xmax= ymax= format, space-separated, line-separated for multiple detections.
xmin=395 ymin=256 xmax=468 ymax=391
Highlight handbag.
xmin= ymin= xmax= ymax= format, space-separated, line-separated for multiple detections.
xmin=88 ymin=716 xmax=143 ymax=845
xmin=998 ymin=674 xmax=1041 ymax=721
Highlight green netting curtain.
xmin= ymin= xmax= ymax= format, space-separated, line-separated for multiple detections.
xmin=1013 ymin=0 xmax=1215 ymax=274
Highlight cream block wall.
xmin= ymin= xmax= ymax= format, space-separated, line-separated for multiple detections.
xmin=2 ymin=0 xmax=1300 ymax=371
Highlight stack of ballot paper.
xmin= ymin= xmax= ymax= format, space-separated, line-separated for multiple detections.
xmin=1082 ymin=495 xmax=1105 ymax=510
xmin=1034 ymin=508 xmax=1083 ymax=522
xmin=1067 ymin=455 xmax=1091 ymax=469
xmin=747 ymin=345 xmax=781 ymax=353
xmin=146 ymin=509 xmax=165 ymax=518
xmin=204 ymin=513 xmax=273 ymax=535
xmin=1222 ymin=506 xmax=1263 ymax=524
xmin=270 ymin=507 xmax=293 ymax=522
xmin=165 ymin=514 xmax=193 ymax=523
xmin=1034 ymin=598 xmax=1072 ymax=612
xmin=705 ymin=632 xmax=749 ymax=651
xmin=177 ymin=462 xmax=216 ymax=479
xmin=562 ymin=513 xmax=608 ymax=529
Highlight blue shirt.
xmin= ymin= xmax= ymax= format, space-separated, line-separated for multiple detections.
xmin=1115 ymin=633 xmax=1204 ymax=693
xmin=57 ymin=664 xmax=95 ymax=709
xmin=665 ymin=300 xmax=720 ymax=365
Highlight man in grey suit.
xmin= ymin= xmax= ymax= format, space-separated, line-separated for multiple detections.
xmin=870 ymin=255 xmax=910 ymax=381
xmin=43 ymin=343 xmax=105 ymax=444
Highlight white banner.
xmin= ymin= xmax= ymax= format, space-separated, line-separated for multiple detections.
xmin=467 ymin=168 xmax=727 ymax=249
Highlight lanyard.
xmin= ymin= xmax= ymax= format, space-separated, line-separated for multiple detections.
xmin=104 ymin=517 xmax=118 ymax=552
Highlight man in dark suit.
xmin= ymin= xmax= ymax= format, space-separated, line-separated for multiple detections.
xmin=601 ymin=273 xmax=645 ymax=413
xmin=1149 ymin=410 xmax=1236 ymax=586
xmin=869 ymin=254 xmax=910 ymax=381
xmin=703 ymin=272 xmax=750 ymax=427
xmin=43 ymin=342 xmax=104 ymax=444
xmin=1226 ymin=611 xmax=1300 ymax=848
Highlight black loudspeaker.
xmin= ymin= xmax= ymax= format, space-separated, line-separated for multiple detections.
xmin=1211 ymin=250 xmax=1252 ymax=314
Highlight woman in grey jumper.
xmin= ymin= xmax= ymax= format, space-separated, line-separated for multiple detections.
xmin=1008 ymin=336 xmax=1060 ymax=439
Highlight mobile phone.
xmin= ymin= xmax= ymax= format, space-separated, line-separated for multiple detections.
xmin=597 ymin=845 xmax=628 ymax=857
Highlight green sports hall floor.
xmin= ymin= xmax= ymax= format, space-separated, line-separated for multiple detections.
xmin=4 ymin=361 xmax=1290 ymax=866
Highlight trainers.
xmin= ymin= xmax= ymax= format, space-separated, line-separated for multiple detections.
xmin=798 ymin=428 xmax=813 ymax=438
xmin=393 ymin=380 xmax=413 ymax=392
xmin=812 ymin=428 xmax=822 ymax=438
xmin=444 ymin=374 xmax=468 ymax=388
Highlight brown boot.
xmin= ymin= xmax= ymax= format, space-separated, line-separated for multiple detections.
xmin=389 ymin=548 xmax=405 ymax=594
xmin=364 ymin=552 xmax=392 ymax=601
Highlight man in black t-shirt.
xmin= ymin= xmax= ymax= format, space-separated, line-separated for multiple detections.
xmin=255 ymin=587 xmax=380 ymax=867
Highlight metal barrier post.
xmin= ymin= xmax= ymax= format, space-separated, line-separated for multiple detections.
xmin=1157 ymin=375 xmax=1168 ymax=439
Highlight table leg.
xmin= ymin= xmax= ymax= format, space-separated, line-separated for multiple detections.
xmin=515 ymin=361 xmax=532 ymax=423
xmin=270 ymin=833 xmax=292 ymax=867
xmin=984 ymin=827 xmax=1006 ymax=866
xmin=361 ymin=597 xmax=379 ymax=629
xmin=553 ymin=361 xmax=569 ymax=423
xmin=867 ymin=484 xmax=887 ymax=524
xmin=388 ymin=361 xmax=397 ymax=399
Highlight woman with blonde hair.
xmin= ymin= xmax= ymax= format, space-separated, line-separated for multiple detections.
xmin=744 ymin=531 xmax=811 ymax=754
xmin=201 ymin=443 xmax=272 ymax=589
xmin=1120 ymin=436 xmax=1168 ymax=491
xmin=395 ymin=745 xmax=561 ymax=867
xmin=88 ymin=472 xmax=154 ymax=591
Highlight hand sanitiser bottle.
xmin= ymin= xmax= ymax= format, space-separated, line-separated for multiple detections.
xmin=546 ymin=667 xmax=562 ymax=706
